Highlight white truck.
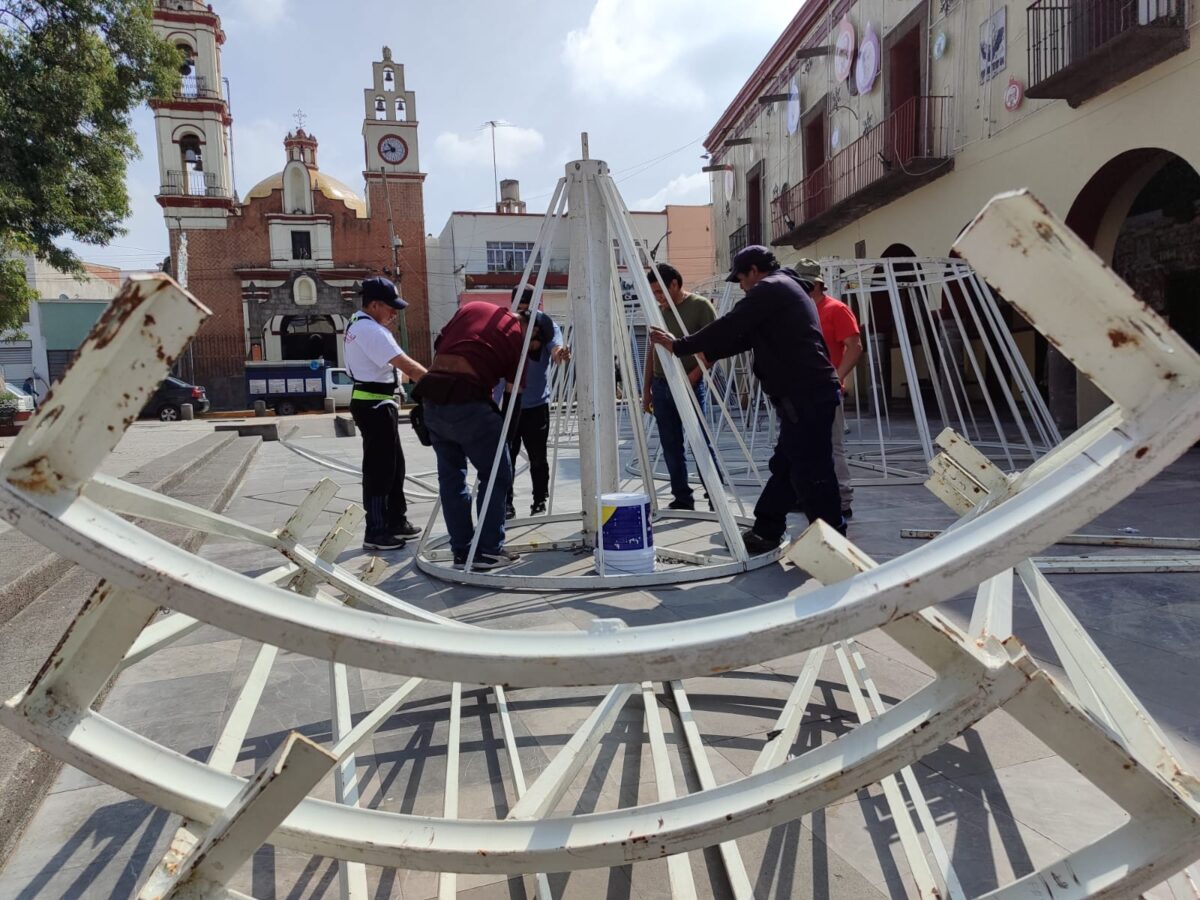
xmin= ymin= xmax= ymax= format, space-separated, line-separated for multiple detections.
xmin=244 ymin=361 xmax=356 ymax=415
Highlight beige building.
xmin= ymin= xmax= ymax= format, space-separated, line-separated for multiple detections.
xmin=706 ymin=0 xmax=1199 ymax=428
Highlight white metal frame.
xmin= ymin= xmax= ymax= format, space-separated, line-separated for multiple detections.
xmin=1 ymin=191 xmax=1199 ymax=896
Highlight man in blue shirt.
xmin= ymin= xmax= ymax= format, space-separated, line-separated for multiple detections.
xmin=504 ymin=287 xmax=569 ymax=517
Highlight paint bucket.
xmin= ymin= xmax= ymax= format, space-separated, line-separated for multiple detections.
xmin=595 ymin=492 xmax=655 ymax=575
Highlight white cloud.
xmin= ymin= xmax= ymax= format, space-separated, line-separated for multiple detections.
xmin=221 ymin=0 xmax=289 ymax=29
xmin=563 ymin=0 xmax=799 ymax=108
xmin=433 ymin=125 xmax=545 ymax=168
xmin=634 ymin=171 xmax=710 ymax=209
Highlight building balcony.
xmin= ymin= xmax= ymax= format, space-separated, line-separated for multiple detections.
xmin=1026 ymin=0 xmax=1188 ymax=107
xmin=770 ymin=96 xmax=954 ymax=248
xmin=174 ymin=74 xmax=222 ymax=101
xmin=160 ymin=169 xmax=229 ymax=199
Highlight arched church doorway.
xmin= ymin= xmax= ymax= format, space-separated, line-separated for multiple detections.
xmin=1060 ymin=148 xmax=1200 ymax=427
xmin=281 ymin=315 xmax=337 ymax=363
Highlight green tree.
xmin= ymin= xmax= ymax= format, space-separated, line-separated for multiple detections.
xmin=0 ymin=0 xmax=178 ymax=333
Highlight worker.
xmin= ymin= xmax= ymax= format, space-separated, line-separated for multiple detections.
xmin=344 ymin=277 xmax=427 ymax=550
xmin=648 ymin=245 xmax=844 ymax=553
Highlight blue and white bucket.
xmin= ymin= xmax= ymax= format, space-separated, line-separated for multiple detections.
xmin=595 ymin=492 xmax=655 ymax=575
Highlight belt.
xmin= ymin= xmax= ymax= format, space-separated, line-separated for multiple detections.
xmin=352 ymin=388 xmax=394 ymax=401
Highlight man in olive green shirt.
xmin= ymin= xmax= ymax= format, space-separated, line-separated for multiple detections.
xmin=641 ymin=262 xmax=717 ymax=510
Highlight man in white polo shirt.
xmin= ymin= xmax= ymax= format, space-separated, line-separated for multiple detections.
xmin=344 ymin=277 xmax=427 ymax=550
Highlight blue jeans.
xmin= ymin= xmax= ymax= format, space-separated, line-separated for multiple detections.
xmin=651 ymin=376 xmax=709 ymax=505
xmin=423 ymin=400 xmax=512 ymax=556
xmin=753 ymin=393 xmax=845 ymax=541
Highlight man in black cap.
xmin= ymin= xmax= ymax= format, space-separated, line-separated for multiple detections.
xmin=648 ymin=245 xmax=844 ymax=553
xmin=344 ymin=276 xmax=428 ymax=550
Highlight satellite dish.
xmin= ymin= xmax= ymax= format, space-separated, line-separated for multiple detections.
xmin=786 ymin=77 xmax=801 ymax=136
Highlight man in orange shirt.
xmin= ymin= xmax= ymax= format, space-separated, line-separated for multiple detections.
xmin=797 ymin=260 xmax=862 ymax=519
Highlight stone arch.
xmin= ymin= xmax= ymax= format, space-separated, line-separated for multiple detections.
xmin=293 ymin=275 xmax=317 ymax=306
xmin=1056 ymin=148 xmax=1200 ymax=426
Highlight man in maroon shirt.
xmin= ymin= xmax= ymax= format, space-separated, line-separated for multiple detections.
xmin=414 ymin=301 xmax=533 ymax=570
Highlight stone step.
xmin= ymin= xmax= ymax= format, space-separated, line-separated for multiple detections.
xmin=0 ymin=434 xmax=261 ymax=870
xmin=0 ymin=431 xmax=238 ymax=628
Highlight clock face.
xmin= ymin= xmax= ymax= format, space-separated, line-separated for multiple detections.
xmin=378 ymin=134 xmax=408 ymax=164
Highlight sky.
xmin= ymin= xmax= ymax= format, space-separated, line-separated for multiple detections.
xmin=67 ymin=0 xmax=802 ymax=273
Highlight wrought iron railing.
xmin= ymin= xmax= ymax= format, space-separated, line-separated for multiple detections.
xmin=160 ymin=169 xmax=228 ymax=199
xmin=771 ymin=96 xmax=953 ymax=241
xmin=729 ymin=223 xmax=750 ymax=259
xmin=176 ymin=74 xmax=221 ymax=101
xmin=1027 ymin=0 xmax=1183 ymax=87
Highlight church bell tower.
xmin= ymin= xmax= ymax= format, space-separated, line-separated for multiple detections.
xmin=362 ymin=47 xmax=421 ymax=175
xmin=150 ymin=0 xmax=236 ymax=229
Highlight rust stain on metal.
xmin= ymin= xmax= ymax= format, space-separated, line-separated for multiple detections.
xmin=1108 ymin=329 xmax=1137 ymax=349
xmin=6 ymin=456 xmax=63 ymax=495
xmin=1136 ymin=447 xmax=1150 ymax=459
xmin=91 ymin=282 xmax=148 ymax=350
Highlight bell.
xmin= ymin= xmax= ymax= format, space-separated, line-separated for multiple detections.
xmin=384 ymin=68 xmax=394 ymax=85
xmin=179 ymin=59 xmax=193 ymax=76
xmin=374 ymin=97 xmax=386 ymax=112
xmin=184 ymin=147 xmax=199 ymax=164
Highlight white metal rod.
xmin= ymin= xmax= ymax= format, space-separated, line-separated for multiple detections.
xmin=437 ymin=682 xmax=463 ymax=899
xmin=641 ymin=682 xmax=699 ymax=898
xmin=669 ymin=681 xmax=755 ymax=899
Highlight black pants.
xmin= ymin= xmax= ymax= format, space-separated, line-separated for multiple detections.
xmin=351 ymin=398 xmax=407 ymax=536
xmin=753 ymin=395 xmax=844 ymax=541
xmin=506 ymin=401 xmax=551 ymax=504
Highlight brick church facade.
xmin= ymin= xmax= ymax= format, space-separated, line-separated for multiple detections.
xmin=151 ymin=2 xmax=429 ymax=408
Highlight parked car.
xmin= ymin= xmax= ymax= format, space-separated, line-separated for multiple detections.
xmin=141 ymin=376 xmax=210 ymax=421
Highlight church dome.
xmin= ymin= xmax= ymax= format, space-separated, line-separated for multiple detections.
xmin=243 ymin=168 xmax=367 ymax=217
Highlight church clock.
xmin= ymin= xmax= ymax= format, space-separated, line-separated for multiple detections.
xmin=378 ymin=135 xmax=408 ymax=165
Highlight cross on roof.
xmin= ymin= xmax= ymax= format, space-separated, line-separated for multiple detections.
xmin=293 ymin=108 xmax=307 ymax=130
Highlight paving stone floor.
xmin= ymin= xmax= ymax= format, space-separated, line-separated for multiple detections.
xmin=1 ymin=416 xmax=1197 ymax=898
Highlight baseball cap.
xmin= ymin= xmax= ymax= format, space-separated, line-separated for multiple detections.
xmin=726 ymin=245 xmax=778 ymax=282
xmin=361 ymin=276 xmax=407 ymax=310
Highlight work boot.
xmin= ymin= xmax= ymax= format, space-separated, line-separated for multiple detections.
xmin=530 ymin=499 xmax=547 ymax=515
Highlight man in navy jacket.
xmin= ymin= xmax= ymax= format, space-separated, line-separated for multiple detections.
xmin=649 ymin=245 xmax=845 ymax=553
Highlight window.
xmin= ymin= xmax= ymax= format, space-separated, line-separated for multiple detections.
xmin=332 ymin=370 xmax=353 ymax=386
xmin=486 ymin=240 xmax=535 ymax=273
xmin=291 ymin=231 xmax=312 ymax=260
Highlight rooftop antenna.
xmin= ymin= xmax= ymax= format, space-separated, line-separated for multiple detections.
xmin=481 ymin=120 xmax=512 ymax=208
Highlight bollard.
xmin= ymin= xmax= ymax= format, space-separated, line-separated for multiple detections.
xmin=254 ymin=400 xmax=267 ymax=417
xmin=324 ymin=397 xmax=336 ymax=414
xmin=180 ymin=403 xmax=194 ymax=421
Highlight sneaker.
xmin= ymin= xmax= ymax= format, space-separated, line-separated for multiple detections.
xmin=505 ymin=503 xmax=517 ymax=521
xmin=667 ymin=498 xmax=695 ymax=511
xmin=530 ymin=500 xmax=547 ymax=515
xmin=363 ymin=533 xmax=407 ymax=551
xmin=390 ymin=518 xmax=421 ymax=537
xmin=841 ymin=507 xmax=853 ymax=520
xmin=456 ymin=549 xmax=521 ymax=571
xmin=742 ymin=529 xmax=782 ymax=555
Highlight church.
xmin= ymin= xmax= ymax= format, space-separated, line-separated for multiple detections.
xmin=150 ymin=1 xmax=429 ymax=408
